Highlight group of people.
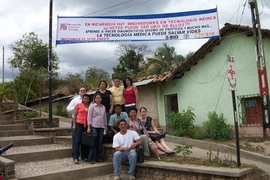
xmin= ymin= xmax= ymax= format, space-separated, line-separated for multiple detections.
xmin=67 ymin=87 xmax=107 ymax=164
xmin=66 ymin=77 xmax=174 ymax=180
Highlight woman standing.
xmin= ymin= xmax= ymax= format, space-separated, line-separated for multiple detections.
xmin=87 ymin=94 xmax=108 ymax=164
xmin=127 ymin=107 xmax=160 ymax=159
xmin=73 ymin=94 xmax=91 ymax=164
xmin=95 ymin=80 xmax=114 ymax=125
xmin=139 ymin=107 xmax=174 ymax=154
xmin=123 ymin=77 xmax=139 ymax=113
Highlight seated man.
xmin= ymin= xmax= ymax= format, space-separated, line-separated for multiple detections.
xmin=113 ymin=119 xmax=142 ymax=180
xmin=103 ymin=104 xmax=129 ymax=143
xmin=109 ymin=104 xmax=129 ymax=133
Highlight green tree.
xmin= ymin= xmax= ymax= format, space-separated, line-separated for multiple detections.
xmin=9 ymin=32 xmax=59 ymax=71
xmin=65 ymin=72 xmax=84 ymax=94
xmin=115 ymin=44 xmax=152 ymax=57
xmin=112 ymin=49 xmax=145 ymax=80
xmin=145 ymin=43 xmax=191 ymax=75
xmin=85 ymin=67 xmax=110 ymax=90
xmin=0 ymin=82 xmax=17 ymax=102
xmin=13 ymin=70 xmax=39 ymax=104
xmin=8 ymin=32 xmax=59 ymax=103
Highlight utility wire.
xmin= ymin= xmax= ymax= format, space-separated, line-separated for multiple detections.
xmin=100 ymin=0 xmax=151 ymax=15
xmin=214 ymin=0 xmax=247 ymax=112
xmin=263 ymin=0 xmax=270 ymax=9
xmin=0 ymin=0 xmax=149 ymax=44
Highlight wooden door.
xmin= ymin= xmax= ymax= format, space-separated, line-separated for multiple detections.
xmin=245 ymin=97 xmax=262 ymax=125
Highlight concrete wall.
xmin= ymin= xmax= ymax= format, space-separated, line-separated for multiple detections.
xmin=137 ymin=83 xmax=159 ymax=125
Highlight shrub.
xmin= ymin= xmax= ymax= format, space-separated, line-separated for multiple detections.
xmin=203 ymin=111 xmax=232 ymax=141
xmin=22 ymin=111 xmax=38 ymax=119
xmin=174 ymin=144 xmax=193 ymax=157
xmin=193 ymin=125 xmax=208 ymax=140
xmin=168 ymin=107 xmax=196 ymax=137
xmin=53 ymin=102 xmax=69 ymax=118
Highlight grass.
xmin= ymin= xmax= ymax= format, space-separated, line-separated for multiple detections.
xmin=147 ymin=154 xmax=268 ymax=177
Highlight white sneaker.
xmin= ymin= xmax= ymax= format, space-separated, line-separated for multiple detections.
xmin=128 ymin=174 xmax=136 ymax=180
xmin=114 ymin=175 xmax=120 ymax=180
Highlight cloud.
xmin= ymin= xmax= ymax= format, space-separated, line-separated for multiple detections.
xmin=1 ymin=0 xmax=270 ymax=82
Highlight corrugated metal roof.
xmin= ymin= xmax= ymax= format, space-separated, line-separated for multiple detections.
xmin=134 ymin=78 xmax=154 ymax=86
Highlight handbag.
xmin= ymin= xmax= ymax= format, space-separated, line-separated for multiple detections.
xmin=81 ymin=132 xmax=98 ymax=147
xmin=149 ymin=132 xmax=165 ymax=141
xmin=136 ymin=147 xmax=144 ymax=163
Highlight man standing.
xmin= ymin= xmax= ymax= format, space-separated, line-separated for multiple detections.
xmin=113 ymin=119 xmax=142 ymax=180
xmin=109 ymin=77 xmax=125 ymax=112
xmin=66 ymin=86 xmax=87 ymax=158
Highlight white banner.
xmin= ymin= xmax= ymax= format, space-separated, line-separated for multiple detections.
xmin=56 ymin=8 xmax=219 ymax=45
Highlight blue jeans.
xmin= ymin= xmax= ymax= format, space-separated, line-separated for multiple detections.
xmin=71 ymin=120 xmax=76 ymax=158
xmin=88 ymin=126 xmax=104 ymax=162
xmin=113 ymin=150 xmax=137 ymax=176
xmin=106 ymin=111 xmax=110 ymax=126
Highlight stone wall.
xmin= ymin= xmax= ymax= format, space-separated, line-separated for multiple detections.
xmin=0 ymin=102 xmax=17 ymax=113
xmin=15 ymin=117 xmax=59 ymax=129
xmin=0 ymin=156 xmax=15 ymax=180
xmin=33 ymin=127 xmax=71 ymax=137
xmin=121 ymin=162 xmax=268 ymax=180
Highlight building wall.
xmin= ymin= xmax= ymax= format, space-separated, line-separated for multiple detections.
xmin=158 ymin=33 xmax=270 ymax=126
xmin=137 ymin=83 xmax=159 ymax=125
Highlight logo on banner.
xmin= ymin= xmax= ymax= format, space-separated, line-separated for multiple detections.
xmin=227 ymin=55 xmax=237 ymax=91
xmin=183 ymin=34 xmax=190 ymax=39
xmin=60 ymin=23 xmax=68 ymax=30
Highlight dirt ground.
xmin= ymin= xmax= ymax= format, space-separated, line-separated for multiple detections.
xmin=207 ymin=137 xmax=270 ymax=156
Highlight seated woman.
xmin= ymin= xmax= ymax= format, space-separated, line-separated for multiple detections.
xmin=139 ymin=107 xmax=175 ymax=155
xmin=127 ymin=107 xmax=160 ymax=159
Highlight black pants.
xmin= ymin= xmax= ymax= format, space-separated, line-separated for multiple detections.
xmin=74 ymin=122 xmax=90 ymax=160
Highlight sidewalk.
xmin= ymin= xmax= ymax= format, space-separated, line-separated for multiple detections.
xmin=165 ymin=141 xmax=270 ymax=174
xmin=59 ymin=120 xmax=270 ymax=176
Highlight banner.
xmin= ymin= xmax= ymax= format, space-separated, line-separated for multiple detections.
xmin=56 ymin=8 xmax=219 ymax=45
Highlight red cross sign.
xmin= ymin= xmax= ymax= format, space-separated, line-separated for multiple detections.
xmin=227 ymin=55 xmax=237 ymax=91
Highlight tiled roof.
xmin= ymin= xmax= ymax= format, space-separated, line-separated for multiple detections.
xmin=136 ymin=23 xmax=270 ymax=83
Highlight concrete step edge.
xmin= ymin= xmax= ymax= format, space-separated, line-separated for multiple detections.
xmin=4 ymin=148 xmax=71 ymax=163
xmin=0 ymin=136 xmax=53 ymax=147
xmin=16 ymin=162 xmax=113 ymax=180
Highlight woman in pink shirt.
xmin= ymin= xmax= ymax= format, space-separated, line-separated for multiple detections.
xmin=87 ymin=94 xmax=108 ymax=164
xmin=123 ymin=76 xmax=139 ymax=113
xmin=73 ymin=94 xmax=91 ymax=164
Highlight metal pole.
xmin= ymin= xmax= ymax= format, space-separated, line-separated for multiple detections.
xmin=249 ymin=0 xmax=270 ymax=137
xmin=48 ymin=0 xmax=53 ymax=127
xmin=232 ymin=91 xmax=241 ymax=166
xmin=2 ymin=46 xmax=4 ymax=84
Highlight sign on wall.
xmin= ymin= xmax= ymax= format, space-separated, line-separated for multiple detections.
xmin=56 ymin=8 xmax=219 ymax=45
xmin=227 ymin=54 xmax=237 ymax=91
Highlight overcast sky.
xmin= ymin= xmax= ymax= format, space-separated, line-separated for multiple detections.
xmin=1 ymin=0 xmax=270 ymax=82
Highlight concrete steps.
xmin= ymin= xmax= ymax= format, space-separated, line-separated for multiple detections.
xmin=0 ymin=104 xmax=114 ymax=180
xmin=2 ymin=144 xmax=71 ymax=163
xmin=0 ymin=115 xmax=13 ymax=125
xmin=15 ymin=158 xmax=113 ymax=180
xmin=0 ymin=124 xmax=28 ymax=131
xmin=0 ymin=129 xmax=33 ymax=137
xmin=0 ymin=135 xmax=53 ymax=147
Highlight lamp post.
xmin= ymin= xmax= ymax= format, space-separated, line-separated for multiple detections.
xmin=48 ymin=0 xmax=53 ymax=127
